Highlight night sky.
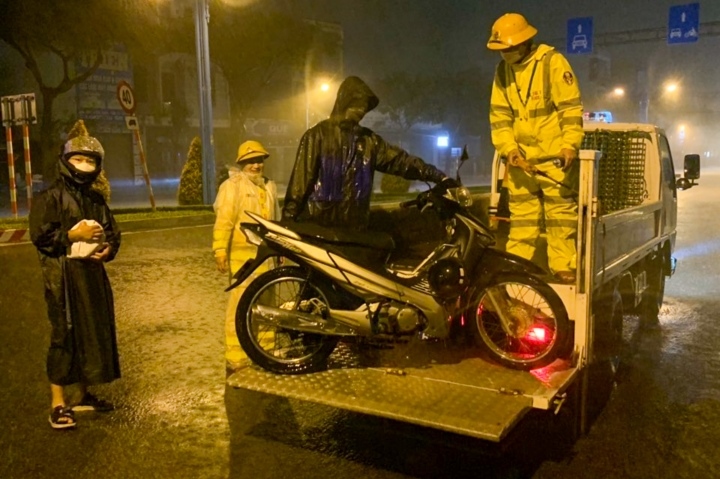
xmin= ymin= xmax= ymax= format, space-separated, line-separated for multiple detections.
xmin=273 ymin=0 xmax=720 ymax=81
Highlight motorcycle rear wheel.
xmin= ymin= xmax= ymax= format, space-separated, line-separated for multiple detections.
xmin=236 ymin=266 xmax=339 ymax=374
xmin=470 ymin=273 xmax=570 ymax=370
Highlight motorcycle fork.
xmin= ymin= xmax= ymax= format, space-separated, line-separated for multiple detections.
xmin=485 ymin=286 xmax=517 ymax=336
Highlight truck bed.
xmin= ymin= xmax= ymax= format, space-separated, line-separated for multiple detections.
xmin=227 ymin=339 xmax=578 ymax=442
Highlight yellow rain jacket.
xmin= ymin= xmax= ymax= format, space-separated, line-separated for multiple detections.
xmin=490 ymin=44 xmax=583 ymax=161
xmin=213 ymin=172 xmax=279 ymax=274
xmin=489 ymin=44 xmax=584 ymax=274
xmin=213 ymin=172 xmax=279 ymax=367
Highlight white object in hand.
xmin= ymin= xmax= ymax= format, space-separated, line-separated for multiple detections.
xmin=68 ymin=219 xmax=105 ymax=258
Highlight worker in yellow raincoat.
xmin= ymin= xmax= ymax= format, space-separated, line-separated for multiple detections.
xmin=488 ymin=13 xmax=584 ymax=284
xmin=213 ymin=140 xmax=279 ymax=371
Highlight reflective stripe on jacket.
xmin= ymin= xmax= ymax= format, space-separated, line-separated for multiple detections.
xmin=490 ymin=44 xmax=584 ymax=161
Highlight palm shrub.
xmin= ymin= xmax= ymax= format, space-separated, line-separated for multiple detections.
xmin=178 ymin=136 xmax=204 ymax=205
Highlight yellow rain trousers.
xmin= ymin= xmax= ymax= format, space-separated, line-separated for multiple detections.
xmin=489 ymin=44 xmax=584 ymax=273
xmin=213 ymin=172 xmax=279 ymax=367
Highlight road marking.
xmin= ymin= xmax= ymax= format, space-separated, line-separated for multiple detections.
xmin=121 ymin=224 xmax=211 ymax=235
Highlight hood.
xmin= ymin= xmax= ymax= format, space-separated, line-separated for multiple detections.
xmin=330 ymin=76 xmax=380 ymax=122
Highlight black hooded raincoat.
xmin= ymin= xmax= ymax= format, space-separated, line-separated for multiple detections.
xmin=283 ymin=76 xmax=447 ymax=230
xmin=30 ymin=161 xmax=121 ymax=386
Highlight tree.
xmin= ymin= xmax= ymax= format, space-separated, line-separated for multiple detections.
xmin=0 ymin=0 xmax=157 ymax=180
xmin=374 ymin=73 xmax=437 ymax=145
xmin=208 ymin=3 xmax=315 ymax=128
xmin=429 ymin=68 xmax=490 ymax=138
xmin=164 ymin=2 xmax=316 ymax=130
xmin=178 ymin=137 xmax=204 ymax=205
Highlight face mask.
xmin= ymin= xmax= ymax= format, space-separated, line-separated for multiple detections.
xmin=71 ymin=161 xmax=97 ymax=172
xmin=501 ymin=50 xmax=524 ymax=65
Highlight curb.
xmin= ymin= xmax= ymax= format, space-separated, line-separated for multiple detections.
xmin=0 ymin=213 xmax=216 ymax=245
xmin=0 ymin=194 xmax=491 ymax=245
xmin=0 ymin=228 xmax=30 ymax=244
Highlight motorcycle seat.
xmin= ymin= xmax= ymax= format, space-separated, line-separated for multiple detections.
xmin=281 ymin=221 xmax=396 ymax=251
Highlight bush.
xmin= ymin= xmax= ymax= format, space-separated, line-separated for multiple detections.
xmin=178 ymin=137 xmax=204 ymax=205
xmin=380 ymin=173 xmax=411 ymax=194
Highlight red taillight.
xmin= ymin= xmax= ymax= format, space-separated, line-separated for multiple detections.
xmin=527 ymin=326 xmax=550 ymax=343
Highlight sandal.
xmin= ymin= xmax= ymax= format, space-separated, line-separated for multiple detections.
xmin=49 ymin=406 xmax=76 ymax=429
xmin=72 ymin=393 xmax=114 ymax=412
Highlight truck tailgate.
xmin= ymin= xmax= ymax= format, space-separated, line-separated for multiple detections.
xmin=227 ymin=341 xmax=577 ymax=442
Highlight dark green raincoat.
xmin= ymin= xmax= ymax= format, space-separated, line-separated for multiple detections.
xmin=30 ymin=161 xmax=121 ymax=386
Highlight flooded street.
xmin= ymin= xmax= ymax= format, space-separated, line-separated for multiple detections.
xmin=2 ymin=173 xmax=720 ymax=478
xmin=535 ymin=169 xmax=720 ymax=479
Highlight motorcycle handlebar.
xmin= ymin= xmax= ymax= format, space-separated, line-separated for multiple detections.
xmin=399 ymin=198 xmax=421 ymax=209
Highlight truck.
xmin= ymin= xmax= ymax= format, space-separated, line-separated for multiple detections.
xmin=227 ymin=121 xmax=699 ymax=443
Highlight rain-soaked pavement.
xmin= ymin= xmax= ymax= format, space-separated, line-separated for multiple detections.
xmin=2 ymin=171 xmax=720 ymax=479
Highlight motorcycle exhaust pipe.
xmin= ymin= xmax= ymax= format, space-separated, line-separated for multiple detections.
xmin=252 ymin=304 xmax=362 ymax=336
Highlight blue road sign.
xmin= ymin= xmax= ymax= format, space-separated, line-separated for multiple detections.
xmin=567 ymin=17 xmax=593 ymax=55
xmin=668 ymin=3 xmax=699 ymax=44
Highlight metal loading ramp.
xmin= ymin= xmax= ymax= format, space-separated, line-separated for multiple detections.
xmin=227 ymin=341 xmax=577 ymax=442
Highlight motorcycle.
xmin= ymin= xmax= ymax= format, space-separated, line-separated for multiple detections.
xmin=227 ymin=149 xmax=571 ymax=374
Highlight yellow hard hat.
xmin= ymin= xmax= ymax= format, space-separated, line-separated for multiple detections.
xmin=487 ymin=13 xmax=537 ymax=51
xmin=236 ymin=140 xmax=269 ymax=163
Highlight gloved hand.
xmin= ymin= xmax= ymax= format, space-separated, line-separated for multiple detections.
xmin=506 ymin=149 xmax=535 ymax=173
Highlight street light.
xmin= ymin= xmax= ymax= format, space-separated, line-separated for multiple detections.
xmin=613 ymin=87 xmax=625 ymax=97
xmin=305 ymin=80 xmax=331 ymax=130
xmin=639 ymin=79 xmax=681 ymax=124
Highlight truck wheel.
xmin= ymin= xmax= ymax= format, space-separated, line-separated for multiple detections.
xmin=470 ymin=273 xmax=571 ymax=370
xmin=640 ymin=253 xmax=665 ymax=327
xmin=593 ymin=284 xmax=623 ymax=367
xmin=236 ymin=266 xmax=339 ymax=374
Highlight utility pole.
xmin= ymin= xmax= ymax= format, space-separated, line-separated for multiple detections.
xmin=195 ymin=0 xmax=216 ymax=204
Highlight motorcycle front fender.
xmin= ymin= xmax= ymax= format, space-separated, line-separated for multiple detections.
xmin=224 ymin=243 xmax=276 ymax=292
xmin=473 ymin=248 xmax=553 ymax=287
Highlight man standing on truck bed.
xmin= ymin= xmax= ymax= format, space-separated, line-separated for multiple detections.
xmin=487 ymin=13 xmax=584 ymax=284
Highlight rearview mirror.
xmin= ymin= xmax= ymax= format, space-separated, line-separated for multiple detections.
xmin=455 ymin=145 xmax=470 ymax=180
xmin=460 ymin=145 xmax=469 ymax=163
xmin=683 ymin=154 xmax=700 ymax=180
xmin=676 ymin=153 xmax=700 ymax=190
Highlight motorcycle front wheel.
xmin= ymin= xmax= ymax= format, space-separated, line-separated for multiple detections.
xmin=470 ymin=273 xmax=570 ymax=370
xmin=236 ymin=266 xmax=339 ymax=374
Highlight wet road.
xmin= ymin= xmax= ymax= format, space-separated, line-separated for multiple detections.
xmin=1 ymin=173 xmax=720 ymax=478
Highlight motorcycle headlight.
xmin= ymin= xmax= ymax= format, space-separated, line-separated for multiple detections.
xmin=454 ymin=187 xmax=473 ymax=207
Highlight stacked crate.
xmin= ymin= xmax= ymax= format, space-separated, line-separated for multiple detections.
xmin=582 ymin=130 xmax=649 ymax=214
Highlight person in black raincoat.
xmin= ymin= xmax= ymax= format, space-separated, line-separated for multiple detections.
xmin=283 ymin=76 xmax=457 ymax=230
xmin=29 ymin=123 xmax=121 ymax=429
